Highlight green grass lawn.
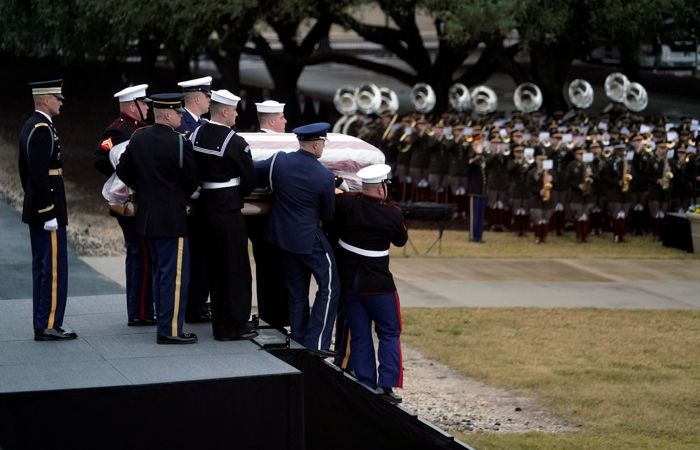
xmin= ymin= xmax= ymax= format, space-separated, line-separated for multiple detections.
xmin=402 ymin=308 xmax=700 ymax=449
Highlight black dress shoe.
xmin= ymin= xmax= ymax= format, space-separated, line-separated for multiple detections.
xmin=378 ymin=387 xmax=402 ymax=404
xmin=156 ymin=333 xmax=198 ymax=344
xmin=128 ymin=318 xmax=156 ymax=327
xmin=215 ymin=329 xmax=259 ymax=341
xmin=34 ymin=327 xmax=78 ymax=341
xmin=185 ymin=310 xmax=212 ymax=323
xmin=307 ymin=348 xmax=337 ymax=359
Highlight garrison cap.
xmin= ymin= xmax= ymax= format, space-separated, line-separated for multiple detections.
xmin=293 ymin=122 xmax=330 ymax=141
xmin=357 ymin=164 xmax=391 ymax=184
xmin=30 ymin=79 xmax=64 ymax=100
xmin=255 ymin=100 xmax=285 ymax=113
xmin=177 ymin=76 xmax=212 ymax=93
xmin=150 ymin=93 xmax=186 ymax=113
xmin=210 ymin=89 xmax=240 ymax=106
xmin=114 ymin=84 xmax=149 ymax=102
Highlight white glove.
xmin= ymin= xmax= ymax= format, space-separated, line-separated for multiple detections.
xmin=43 ymin=218 xmax=58 ymax=231
xmin=190 ymin=187 xmax=201 ymax=200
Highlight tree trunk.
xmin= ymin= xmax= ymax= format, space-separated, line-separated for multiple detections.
xmin=266 ymin=56 xmax=304 ymax=127
xmin=530 ymin=43 xmax=572 ymax=114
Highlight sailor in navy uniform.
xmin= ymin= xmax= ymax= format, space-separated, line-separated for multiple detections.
xmin=255 ymin=122 xmax=339 ymax=354
xmin=178 ymin=76 xmax=213 ymax=323
xmin=117 ymin=93 xmax=200 ymax=344
xmin=96 ymin=84 xmax=155 ymax=326
xmin=19 ymin=79 xmax=77 ymax=341
xmin=190 ymin=90 xmax=258 ymax=341
xmin=177 ymin=76 xmax=212 ymax=136
xmin=333 ymin=164 xmax=407 ymax=404
xmin=246 ymin=99 xmax=291 ymax=329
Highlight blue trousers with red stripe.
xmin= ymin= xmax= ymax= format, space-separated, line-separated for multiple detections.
xmin=29 ymin=225 xmax=68 ymax=330
xmin=147 ymin=237 xmax=189 ymax=337
xmin=345 ymin=282 xmax=403 ymax=390
xmin=280 ymin=233 xmax=339 ymax=351
xmin=116 ymin=216 xmax=154 ymax=321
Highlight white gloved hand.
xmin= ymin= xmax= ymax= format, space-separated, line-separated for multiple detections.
xmin=190 ymin=187 xmax=201 ymax=200
xmin=43 ymin=218 xmax=58 ymax=231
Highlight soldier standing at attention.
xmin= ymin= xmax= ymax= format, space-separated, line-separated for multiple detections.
xmin=177 ymin=76 xmax=213 ymax=324
xmin=333 ymin=164 xmax=407 ymax=404
xmin=19 ymin=79 xmax=77 ymax=341
xmin=466 ymin=135 xmax=487 ymax=243
xmin=117 ymin=93 xmax=201 ymax=344
xmin=190 ymin=90 xmax=258 ymax=341
xmin=95 ymin=84 xmax=155 ymax=326
xmin=255 ymin=123 xmax=339 ymax=356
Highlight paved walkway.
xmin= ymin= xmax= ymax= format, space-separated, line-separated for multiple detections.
xmin=3 ymin=200 xmax=698 ymax=309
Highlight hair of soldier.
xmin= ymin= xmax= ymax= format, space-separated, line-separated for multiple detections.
xmin=362 ymin=179 xmax=388 ymax=201
xmin=257 ymin=111 xmax=279 ymax=127
xmin=182 ymin=91 xmax=200 ymax=105
xmin=32 ymin=94 xmax=51 ymax=109
xmin=209 ymin=100 xmax=232 ymax=117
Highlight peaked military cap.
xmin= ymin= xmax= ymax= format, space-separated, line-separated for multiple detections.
xmin=357 ymin=164 xmax=391 ymax=184
xmin=30 ymin=79 xmax=64 ymax=100
xmin=293 ymin=122 xmax=330 ymax=141
xmin=177 ymin=76 xmax=212 ymax=93
xmin=150 ymin=93 xmax=186 ymax=113
xmin=114 ymin=84 xmax=149 ymax=102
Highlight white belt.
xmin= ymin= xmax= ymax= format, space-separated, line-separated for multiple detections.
xmin=338 ymin=239 xmax=389 ymax=258
xmin=201 ymin=177 xmax=240 ymax=189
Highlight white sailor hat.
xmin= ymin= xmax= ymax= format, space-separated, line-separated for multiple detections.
xmin=255 ymin=100 xmax=285 ymax=113
xmin=210 ymin=89 xmax=240 ymax=106
xmin=177 ymin=76 xmax=212 ymax=93
xmin=114 ymin=84 xmax=148 ymax=102
xmin=357 ymin=164 xmax=391 ymax=184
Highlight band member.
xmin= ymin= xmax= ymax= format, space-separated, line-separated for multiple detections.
xmin=190 ymin=90 xmax=258 ymax=340
xmin=603 ymin=143 xmax=632 ymax=243
xmin=255 ymin=123 xmax=339 ymax=355
xmin=333 ymin=164 xmax=407 ymax=404
xmin=527 ymin=148 xmax=554 ymax=244
xmin=394 ymin=116 xmax=414 ymax=202
xmin=547 ymin=131 xmax=573 ymax=236
xmin=446 ymin=124 xmax=469 ymax=217
xmin=177 ymin=76 xmax=213 ymax=323
xmin=426 ymin=120 xmax=450 ymax=203
xmin=117 ymin=93 xmax=201 ymax=344
xmin=485 ymin=134 xmax=511 ymax=231
xmin=588 ymin=141 xmax=607 ymax=236
xmin=19 ymin=79 xmax=77 ymax=341
xmin=408 ymin=117 xmax=432 ymax=202
xmin=645 ymin=141 xmax=671 ymax=240
xmin=629 ymin=133 xmax=651 ymax=235
xmin=507 ymin=144 xmax=530 ymax=236
xmin=669 ymin=145 xmax=693 ymax=213
xmin=567 ymin=147 xmax=596 ymax=243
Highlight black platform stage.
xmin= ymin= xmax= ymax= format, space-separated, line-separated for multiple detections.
xmin=0 ymin=294 xmax=472 ymax=450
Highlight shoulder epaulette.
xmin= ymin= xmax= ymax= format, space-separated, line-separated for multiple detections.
xmin=34 ymin=123 xmax=49 ymax=129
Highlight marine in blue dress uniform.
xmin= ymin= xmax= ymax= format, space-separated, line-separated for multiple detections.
xmin=95 ymin=84 xmax=155 ymax=326
xmin=255 ymin=122 xmax=339 ymax=353
xmin=246 ymin=100 xmax=291 ymax=329
xmin=116 ymin=93 xmax=201 ymax=344
xmin=177 ymin=76 xmax=214 ymax=323
xmin=19 ymin=79 xmax=77 ymax=341
xmin=190 ymin=89 xmax=258 ymax=341
xmin=333 ymin=164 xmax=407 ymax=404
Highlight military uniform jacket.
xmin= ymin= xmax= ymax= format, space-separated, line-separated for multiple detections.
xmin=550 ymin=147 xmax=573 ymax=192
xmin=191 ymin=122 xmax=256 ymax=213
xmin=485 ymin=153 xmax=509 ymax=190
xmin=333 ymin=193 xmax=407 ymax=294
xmin=603 ymin=156 xmax=630 ymax=203
xmin=631 ymin=150 xmax=651 ymax=192
xmin=507 ymin=158 xmax=530 ymax=199
xmin=177 ymin=110 xmax=203 ymax=137
xmin=408 ymin=134 xmax=432 ymax=169
xmin=255 ymin=150 xmax=335 ymax=255
xmin=428 ymin=137 xmax=450 ymax=174
xmin=526 ymin=167 xmax=554 ymax=209
xmin=567 ymin=160 xmax=595 ymax=203
xmin=18 ymin=111 xmax=67 ymax=227
xmin=448 ymin=139 xmax=470 ymax=176
xmin=116 ymin=124 xmax=200 ymax=237
xmin=466 ymin=151 xmax=486 ymax=196
xmin=95 ymin=113 xmax=147 ymax=178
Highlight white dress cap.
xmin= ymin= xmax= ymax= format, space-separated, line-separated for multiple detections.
xmin=210 ymin=89 xmax=240 ymax=106
xmin=357 ymin=164 xmax=391 ymax=184
xmin=177 ymin=76 xmax=213 ymax=92
xmin=114 ymin=84 xmax=148 ymax=102
xmin=255 ymin=100 xmax=285 ymax=113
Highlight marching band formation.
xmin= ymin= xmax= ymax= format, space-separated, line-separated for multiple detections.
xmin=331 ymin=74 xmax=700 ymax=244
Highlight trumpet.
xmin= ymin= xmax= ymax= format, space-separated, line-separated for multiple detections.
xmin=398 ymin=121 xmax=416 ymax=153
xmin=661 ymin=157 xmax=673 ymax=190
xmin=582 ymin=164 xmax=594 ymax=196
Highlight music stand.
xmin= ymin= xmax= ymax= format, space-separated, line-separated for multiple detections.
xmin=399 ymin=202 xmax=456 ymax=255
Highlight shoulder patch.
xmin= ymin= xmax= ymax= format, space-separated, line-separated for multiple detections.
xmin=100 ymin=137 xmax=113 ymax=151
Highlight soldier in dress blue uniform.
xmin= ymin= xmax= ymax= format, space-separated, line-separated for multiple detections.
xmin=466 ymin=135 xmax=487 ymax=243
xmin=190 ymin=89 xmax=258 ymax=341
xmin=116 ymin=93 xmax=201 ymax=344
xmin=333 ymin=164 xmax=407 ymax=404
xmin=247 ymin=99 xmax=291 ymax=329
xmin=177 ymin=76 xmax=213 ymax=324
xmin=95 ymin=84 xmax=155 ymax=326
xmin=255 ymin=122 xmax=339 ymax=354
xmin=19 ymin=79 xmax=77 ymax=341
